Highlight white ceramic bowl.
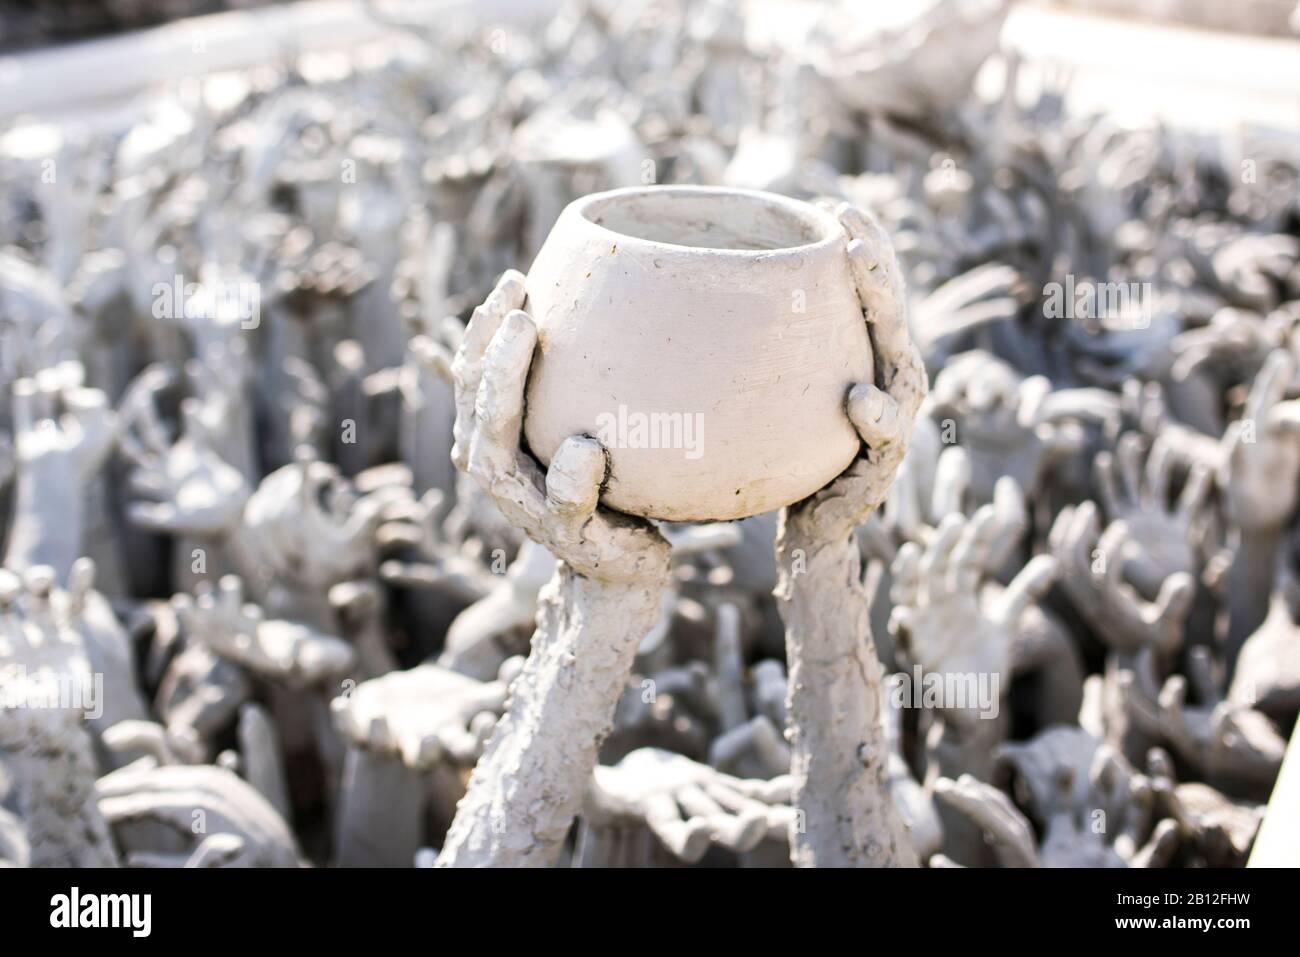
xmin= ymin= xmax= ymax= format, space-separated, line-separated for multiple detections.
xmin=522 ymin=186 xmax=872 ymax=522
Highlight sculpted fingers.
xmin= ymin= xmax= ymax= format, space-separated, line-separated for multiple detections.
xmin=471 ymin=310 xmax=536 ymax=477
xmin=846 ymin=383 xmax=902 ymax=450
xmin=993 ymin=555 xmax=1058 ymax=629
xmin=839 ymin=204 xmax=925 ymax=422
xmin=931 ymin=445 xmax=970 ymax=523
xmin=642 ymin=792 xmax=711 ymax=862
xmin=451 ymin=269 xmax=526 ymax=469
xmin=921 ymin=513 xmax=965 ymax=602
xmin=934 ymin=775 xmax=1038 ymax=868
xmin=545 ymin=436 xmax=606 ymax=530
xmin=950 ymin=505 xmax=1000 ymax=593
xmin=890 ymin=541 xmax=923 ymax=609
xmin=1245 ymin=349 xmax=1294 ymax=426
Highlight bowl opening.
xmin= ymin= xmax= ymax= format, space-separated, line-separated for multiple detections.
xmin=582 ymin=189 xmax=831 ymax=251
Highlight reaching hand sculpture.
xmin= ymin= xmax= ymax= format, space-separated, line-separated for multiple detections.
xmin=1119 ymin=378 xmax=1223 ymax=475
xmin=0 ymin=565 xmax=119 ymax=867
xmin=580 ymin=748 xmax=795 ymax=865
xmin=889 ymin=510 xmax=1058 ymax=728
xmin=96 ymin=763 xmax=301 ymax=868
xmin=925 ymin=351 xmax=1084 ymax=505
xmin=1170 ymin=306 xmax=1293 ymax=387
xmin=1093 ymin=432 xmax=1211 ymax=598
xmin=238 ymin=456 xmax=408 ymax=607
xmin=4 ymin=362 xmax=115 ymax=581
xmin=933 ymin=768 xmax=1178 ymax=869
xmin=1229 ymin=560 xmax=1300 ymax=720
xmin=1220 ymin=352 xmax=1300 ymax=534
xmin=333 ymin=662 xmax=510 ymax=772
xmin=1115 ymin=651 xmax=1286 ymax=797
xmin=881 ymin=419 xmax=973 ymax=544
xmin=120 ymin=370 xmax=253 ymax=540
xmin=931 ymin=774 xmax=1038 ymax=868
xmin=1219 ymin=352 xmax=1300 ymax=657
xmin=991 ymin=726 xmax=1180 ymax=868
xmin=1049 ymin=502 xmax=1195 ymax=656
xmin=773 ymin=203 xmax=927 ymax=867
xmin=172 ymin=576 xmax=355 ymax=690
xmin=436 ymin=270 xmax=672 ymax=867
xmin=128 ymin=441 xmax=408 ymax=629
xmin=331 ymin=662 xmax=512 ymax=867
xmin=436 ymin=539 xmax=557 ymax=681
xmin=375 ymin=486 xmax=500 ymax=617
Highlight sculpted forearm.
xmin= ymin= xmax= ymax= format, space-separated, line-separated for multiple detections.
xmin=437 ymin=565 xmax=665 ymax=866
xmin=775 ymin=525 xmax=918 ymax=867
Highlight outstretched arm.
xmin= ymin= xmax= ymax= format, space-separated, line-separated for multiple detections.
xmin=437 ymin=272 xmax=671 ymax=867
xmin=775 ymin=204 xmax=926 ymax=867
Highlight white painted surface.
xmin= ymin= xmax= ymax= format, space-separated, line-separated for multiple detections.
xmin=522 ymin=186 xmax=873 ymax=522
xmin=992 ymin=3 xmax=1300 ymax=133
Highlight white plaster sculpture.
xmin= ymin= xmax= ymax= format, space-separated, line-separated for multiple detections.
xmin=580 ymin=747 xmax=795 ymax=864
xmin=330 ymin=661 xmax=512 ymax=867
xmin=4 ymin=363 xmax=115 ymax=582
xmin=890 ymin=505 xmax=1058 ymax=727
xmin=4 ymin=0 xmax=1300 ymax=874
xmin=0 ymin=566 xmax=120 ymax=866
xmin=433 ymin=265 xmax=674 ymax=865
xmin=437 ymin=192 xmax=924 ymax=867
xmin=96 ymin=763 xmax=302 ymax=868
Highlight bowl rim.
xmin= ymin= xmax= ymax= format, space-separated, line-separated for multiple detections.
xmin=567 ymin=185 xmax=846 ymax=259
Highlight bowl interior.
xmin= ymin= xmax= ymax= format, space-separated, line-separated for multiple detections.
xmin=582 ymin=189 xmax=832 ymax=251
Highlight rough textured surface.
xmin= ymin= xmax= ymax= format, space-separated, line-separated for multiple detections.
xmin=437 ymin=567 xmax=665 ymax=866
xmin=776 ymin=531 xmax=918 ymax=867
xmin=772 ymin=201 xmax=927 ymax=868
xmin=0 ymin=702 xmax=118 ymax=867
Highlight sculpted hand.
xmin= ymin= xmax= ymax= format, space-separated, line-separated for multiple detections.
xmin=1094 ymin=432 xmax=1211 ymax=598
xmin=585 ymin=748 xmax=794 ymax=862
xmin=1119 ymin=651 xmax=1286 ymax=794
xmin=889 ymin=510 xmax=1057 ymax=727
xmin=122 ymin=373 xmax=251 ymax=538
xmin=932 ymin=774 xmax=1038 ymax=868
xmin=1049 ymin=502 xmax=1194 ymax=655
xmin=97 ymin=763 xmax=300 ymax=868
xmin=1120 ymin=379 xmax=1223 ymax=475
xmin=438 ymin=271 xmax=672 ymax=866
xmin=173 ymin=576 xmax=354 ymax=687
xmin=1220 ymin=351 xmax=1300 ymax=533
xmin=1229 ymin=569 xmax=1300 ymax=718
xmin=11 ymin=361 xmax=115 ymax=479
xmin=773 ymin=203 xmax=926 ymax=869
xmin=451 ymin=268 xmax=669 ymax=582
xmin=5 ymin=363 xmax=116 ymax=577
xmin=1171 ymin=306 xmax=1290 ymax=384
xmin=782 ymin=203 xmax=926 ymax=544
xmin=241 ymin=454 xmax=411 ymax=590
xmin=927 ymin=351 xmax=1082 ymax=504
xmin=332 ymin=663 xmax=509 ymax=769
xmin=883 ymin=422 xmax=971 ymax=543
xmin=1207 ymin=233 xmax=1298 ymax=311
